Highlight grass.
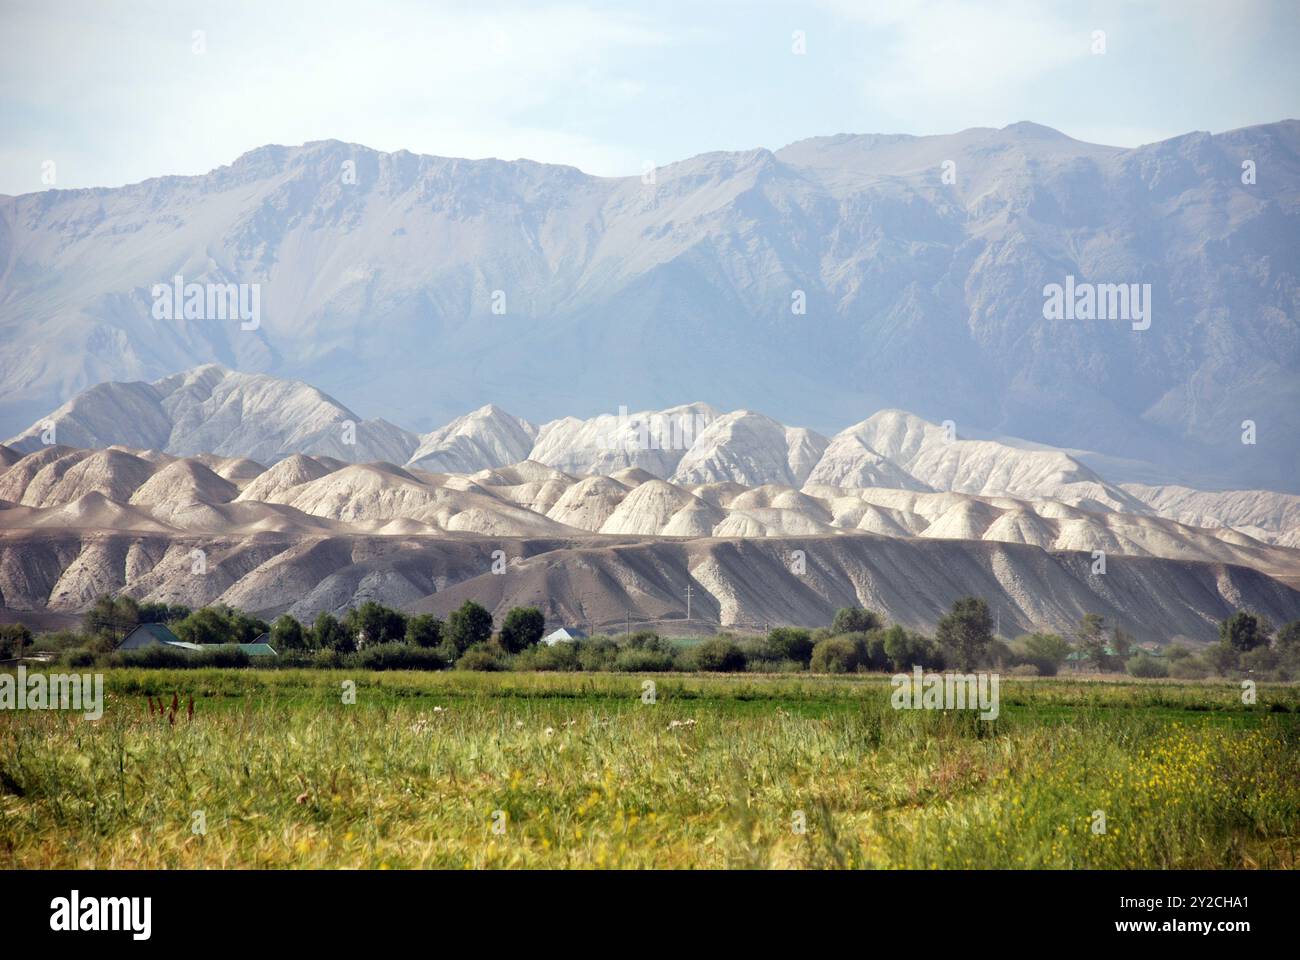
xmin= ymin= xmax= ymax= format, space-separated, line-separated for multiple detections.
xmin=1 ymin=669 xmax=1298 ymax=868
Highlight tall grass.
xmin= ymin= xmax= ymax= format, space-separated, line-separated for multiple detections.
xmin=0 ymin=670 xmax=1296 ymax=868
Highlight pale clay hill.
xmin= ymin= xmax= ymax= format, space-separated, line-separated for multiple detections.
xmin=8 ymin=365 xmax=1300 ymax=546
xmin=3 ymin=124 xmax=1299 ymax=492
xmin=2 ymin=437 xmax=1300 ymax=641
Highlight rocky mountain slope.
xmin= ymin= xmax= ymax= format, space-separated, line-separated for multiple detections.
xmin=3 ymin=437 xmax=1300 ymax=635
xmin=3 ymin=524 xmax=1297 ymax=644
xmin=3 ymin=122 xmax=1298 ymax=490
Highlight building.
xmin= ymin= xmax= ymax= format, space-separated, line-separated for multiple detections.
xmin=117 ymin=623 xmax=277 ymax=657
xmin=541 ymin=627 xmax=587 ymax=646
xmin=118 ymin=623 xmax=198 ymax=651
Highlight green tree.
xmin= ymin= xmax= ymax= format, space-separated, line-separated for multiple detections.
xmin=882 ymin=624 xmax=930 ymax=671
xmin=1220 ymin=610 xmax=1267 ymax=652
xmin=174 ymin=607 xmax=230 ymax=645
xmin=831 ymin=607 xmax=882 ymax=635
xmin=935 ymin=597 xmax=994 ymax=670
xmin=405 ymin=613 xmax=444 ymax=649
xmin=810 ymin=633 xmax=871 ymax=673
xmin=83 ymin=594 xmax=141 ymax=644
xmin=1077 ymin=613 xmax=1110 ymax=669
xmin=0 ymin=623 xmax=33 ymax=660
xmin=498 ymin=607 xmax=545 ymax=654
xmin=312 ymin=612 xmax=352 ymax=653
xmin=1018 ymin=632 xmax=1071 ymax=676
xmin=344 ymin=601 xmax=408 ymax=647
xmin=270 ymin=614 xmax=307 ymax=651
xmin=1111 ymin=626 xmax=1135 ymax=660
xmin=447 ymin=601 xmax=493 ymax=654
xmin=763 ymin=626 xmax=815 ymax=665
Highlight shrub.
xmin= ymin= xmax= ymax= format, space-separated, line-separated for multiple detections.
xmin=810 ymin=634 xmax=869 ymax=673
xmin=406 ymin=614 xmax=444 ymax=649
xmin=689 ymin=636 xmax=746 ymax=672
xmin=114 ymin=646 xmax=250 ymax=669
xmin=1126 ymin=653 xmax=1169 ymax=679
xmin=831 ymin=607 xmax=882 ymax=635
xmin=577 ymin=637 xmax=618 ymax=671
xmin=350 ymin=642 xmax=447 ymax=671
xmin=612 ymin=648 xmax=675 ymax=672
xmin=1016 ymin=632 xmax=1071 ymax=676
xmin=63 ymin=649 xmax=97 ymax=668
xmin=512 ymin=642 xmax=581 ymax=671
xmin=882 ymin=624 xmax=936 ymax=671
xmin=1168 ymin=657 xmax=1210 ymax=680
xmin=745 ymin=658 xmax=805 ymax=673
xmin=1009 ymin=663 xmax=1041 ymax=677
xmin=761 ymin=627 xmax=815 ymax=665
xmin=455 ymin=645 xmax=507 ymax=672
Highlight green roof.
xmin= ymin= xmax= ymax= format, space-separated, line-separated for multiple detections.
xmin=231 ymin=643 xmax=277 ymax=657
xmin=128 ymin=622 xmax=181 ymax=643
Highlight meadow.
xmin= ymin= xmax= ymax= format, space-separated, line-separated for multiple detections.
xmin=1 ymin=669 xmax=1298 ymax=869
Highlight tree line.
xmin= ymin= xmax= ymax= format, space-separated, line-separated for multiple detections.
xmin=3 ymin=593 xmax=1297 ymax=680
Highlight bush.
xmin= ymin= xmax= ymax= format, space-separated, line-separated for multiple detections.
xmin=349 ymin=642 xmax=447 ymax=671
xmin=882 ymin=624 xmax=938 ymax=671
xmin=1015 ymin=632 xmax=1071 ymax=676
xmin=512 ymin=642 xmax=581 ymax=671
xmin=612 ymin=648 xmax=675 ymax=672
xmin=406 ymin=614 xmax=444 ymax=649
xmin=1126 ymin=653 xmax=1169 ymax=679
xmin=831 ymin=607 xmax=882 ymax=635
xmin=810 ymin=633 xmax=870 ymax=673
xmin=455 ymin=645 xmax=507 ymax=672
xmin=1009 ymin=663 xmax=1041 ymax=677
xmin=114 ymin=646 xmax=250 ymax=669
xmin=745 ymin=658 xmax=805 ymax=673
xmin=688 ymin=637 xmax=746 ymax=672
xmin=1168 ymin=657 xmax=1210 ymax=680
xmin=577 ymin=637 xmax=618 ymax=671
xmin=62 ymin=649 xmax=97 ymax=668
xmin=760 ymin=627 xmax=815 ymax=665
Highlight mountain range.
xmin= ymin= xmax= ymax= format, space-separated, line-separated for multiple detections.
xmin=2 ymin=122 xmax=1298 ymax=491
xmin=3 ymin=365 xmax=1300 ymax=641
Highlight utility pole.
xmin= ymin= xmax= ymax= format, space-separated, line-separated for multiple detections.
xmin=625 ymin=608 xmax=630 ymax=637
xmin=685 ymin=583 xmax=693 ymax=622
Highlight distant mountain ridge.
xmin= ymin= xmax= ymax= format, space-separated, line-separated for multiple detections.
xmin=2 ymin=122 xmax=1298 ymax=490
xmin=8 ymin=364 xmax=1300 ymax=546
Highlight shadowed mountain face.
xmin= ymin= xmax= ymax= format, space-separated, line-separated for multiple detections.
xmin=2 ymin=122 xmax=1298 ymax=489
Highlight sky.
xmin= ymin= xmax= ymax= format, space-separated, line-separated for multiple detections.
xmin=1 ymin=0 xmax=1298 ymax=195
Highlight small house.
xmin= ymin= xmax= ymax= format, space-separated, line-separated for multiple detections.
xmin=117 ymin=623 xmax=277 ymax=657
xmin=541 ymin=627 xmax=587 ymax=646
xmin=118 ymin=623 xmax=194 ymax=650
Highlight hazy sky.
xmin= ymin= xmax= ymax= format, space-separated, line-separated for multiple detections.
xmin=2 ymin=0 xmax=1298 ymax=194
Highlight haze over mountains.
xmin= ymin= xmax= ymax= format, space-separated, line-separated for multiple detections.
xmin=2 ymin=122 xmax=1298 ymax=490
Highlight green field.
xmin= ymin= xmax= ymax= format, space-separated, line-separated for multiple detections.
xmin=2 ymin=669 xmax=1298 ymax=868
